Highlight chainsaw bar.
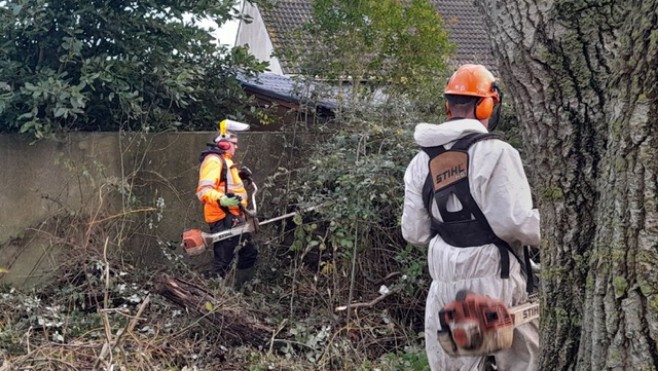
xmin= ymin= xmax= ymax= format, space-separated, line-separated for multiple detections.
xmin=181 ymin=204 xmax=325 ymax=256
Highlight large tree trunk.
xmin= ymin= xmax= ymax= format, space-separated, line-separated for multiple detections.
xmin=474 ymin=0 xmax=658 ymax=369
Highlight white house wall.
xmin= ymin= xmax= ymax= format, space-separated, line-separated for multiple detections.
xmin=236 ymin=2 xmax=284 ymax=75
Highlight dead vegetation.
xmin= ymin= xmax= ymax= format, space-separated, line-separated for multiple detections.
xmin=0 ymin=209 xmax=428 ymax=371
xmin=154 ymin=274 xmax=274 ymax=347
xmin=0 ymin=230 xmax=257 ymax=370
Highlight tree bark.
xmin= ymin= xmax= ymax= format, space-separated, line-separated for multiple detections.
xmin=474 ymin=0 xmax=658 ymax=369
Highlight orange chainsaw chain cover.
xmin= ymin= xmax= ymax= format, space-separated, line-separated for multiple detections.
xmin=182 ymin=229 xmax=206 ymax=256
xmin=444 ymin=293 xmax=513 ymax=329
xmin=438 ymin=291 xmax=515 ymax=355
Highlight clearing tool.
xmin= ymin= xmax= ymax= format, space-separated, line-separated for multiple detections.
xmin=181 ymin=180 xmax=323 ymax=256
xmin=438 ymin=290 xmax=539 ymax=357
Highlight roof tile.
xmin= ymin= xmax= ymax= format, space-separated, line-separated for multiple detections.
xmin=260 ymin=0 xmax=498 ymax=75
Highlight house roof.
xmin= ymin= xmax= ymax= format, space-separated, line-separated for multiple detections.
xmin=259 ymin=0 xmax=314 ymax=74
xmin=237 ymin=73 xmax=337 ymax=112
xmin=430 ymin=0 xmax=497 ymax=72
xmin=259 ymin=0 xmax=498 ymax=75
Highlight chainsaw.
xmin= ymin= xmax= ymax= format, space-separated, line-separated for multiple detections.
xmin=181 ymin=180 xmax=323 ymax=256
xmin=437 ymin=290 xmax=539 ymax=357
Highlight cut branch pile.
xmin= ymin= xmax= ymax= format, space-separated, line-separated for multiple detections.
xmin=154 ymin=274 xmax=274 ymax=348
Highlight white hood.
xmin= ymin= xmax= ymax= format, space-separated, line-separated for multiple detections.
xmin=413 ymin=119 xmax=488 ymax=148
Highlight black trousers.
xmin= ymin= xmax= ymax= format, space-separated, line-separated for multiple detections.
xmin=208 ymin=215 xmax=258 ymax=277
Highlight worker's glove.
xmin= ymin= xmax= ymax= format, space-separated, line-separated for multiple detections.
xmin=219 ymin=195 xmax=241 ymax=207
xmin=238 ymin=166 xmax=253 ymax=180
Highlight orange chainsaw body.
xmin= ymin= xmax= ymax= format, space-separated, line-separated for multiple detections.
xmin=182 ymin=229 xmax=208 ymax=256
xmin=438 ymin=291 xmax=517 ymax=356
xmin=181 ymin=220 xmax=257 ymax=257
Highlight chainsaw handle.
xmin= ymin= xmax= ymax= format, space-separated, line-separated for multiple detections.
xmin=225 ymin=192 xmax=242 ymax=201
xmin=238 ymin=182 xmax=258 ymax=218
xmin=220 ymin=187 xmax=257 ymax=218
xmin=455 ymin=289 xmax=472 ymax=302
xmin=240 ymin=204 xmax=255 ymax=218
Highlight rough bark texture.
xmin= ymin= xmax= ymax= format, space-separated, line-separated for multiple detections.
xmin=474 ymin=0 xmax=658 ymax=369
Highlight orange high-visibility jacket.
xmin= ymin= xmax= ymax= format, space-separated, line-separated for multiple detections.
xmin=196 ymin=153 xmax=248 ymax=223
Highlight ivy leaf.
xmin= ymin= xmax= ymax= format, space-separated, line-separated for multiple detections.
xmin=54 ymin=107 xmax=67 ymax=118
xmin=10 ymin=4 xmax=23 ymax=16
xmin=320 ymin=262 xmax=334 ymax=276
xmin=203 ymin=301 xmax=214 ymax=312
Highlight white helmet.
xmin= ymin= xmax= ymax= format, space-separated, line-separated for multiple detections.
xmin=214 ymin=119 xmax=250 ymax=143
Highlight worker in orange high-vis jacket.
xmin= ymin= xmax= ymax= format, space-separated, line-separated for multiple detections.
xmin=196 ymin=120 xmax=257 ymax=286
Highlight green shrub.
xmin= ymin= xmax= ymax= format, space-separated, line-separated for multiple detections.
xmin=0 ymin=0 xmax=267 ymax=137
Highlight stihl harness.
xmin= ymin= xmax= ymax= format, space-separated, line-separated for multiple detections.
xmin=422 ymin=133 xmax=534 ymax=292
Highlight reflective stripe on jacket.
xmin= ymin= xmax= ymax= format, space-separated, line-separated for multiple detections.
xmin=196 ymin=153 xmax=248 ymax=223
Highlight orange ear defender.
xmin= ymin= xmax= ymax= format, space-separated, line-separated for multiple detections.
xmin=217 ymin=140 xmax=231 ymax=150
xmin=475 ymin=97 xmax=495 ymax=120
xmin=475 ymin=81 xmax=502 ymax=119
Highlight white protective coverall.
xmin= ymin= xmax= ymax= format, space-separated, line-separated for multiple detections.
xmin=401 ymin=119 xmax=541 ymax=371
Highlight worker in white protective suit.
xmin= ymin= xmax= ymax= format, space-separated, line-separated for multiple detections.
xmin=401 ymin=64 xmax=541 ymax=371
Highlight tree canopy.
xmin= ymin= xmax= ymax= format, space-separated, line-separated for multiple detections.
xmin=279 ymin=0 xmax=454 ymax=105
xmin=0 ymin=0 xmax=268 ymax=137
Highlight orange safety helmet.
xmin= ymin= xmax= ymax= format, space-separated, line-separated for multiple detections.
xmin=444 ymin=64 xmax=501 ymax=121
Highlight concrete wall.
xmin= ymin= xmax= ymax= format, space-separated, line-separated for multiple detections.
xmin=0 ymin=131 xmax=298 ymax=287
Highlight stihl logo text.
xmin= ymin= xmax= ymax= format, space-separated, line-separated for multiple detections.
xmin=435 ymin=164 xmax=466 ymax=184
xmin=522 ymin=306 xmax=539 ymax=320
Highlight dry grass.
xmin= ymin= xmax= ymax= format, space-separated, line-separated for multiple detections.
xmin=0 ymin=207 xmax=427 ymax=371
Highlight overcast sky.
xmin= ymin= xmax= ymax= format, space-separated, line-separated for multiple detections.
xmin=204 ymin=0 xmax=244 ymax=47
xmin=203 ymin=18 xmax=240 ymax=47
xmin=186 ymin=0 xmax=244 ymax=47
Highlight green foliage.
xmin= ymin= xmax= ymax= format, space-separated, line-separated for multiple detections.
xmin=0 ymin=0 xmax=268 ymax=137
xmin=289 ymin=123 xmax=415 ymax=252
xmin=280 ymin=0 xmax=454 ymax=105
xmin=284 ymin=102 xmax=431 ymax=321
xmin=394 ymin=243 xmax=430 ymax=296
xmin=373 ymin=346 xmax=430 ymax=371
xmin=494 ymin=98 xmax=522 ymax=147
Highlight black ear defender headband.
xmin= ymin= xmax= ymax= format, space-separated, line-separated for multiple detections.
xmin=474 ymin=81 xmax=502 ymax=119
xmin=487 ymin=83 xmax=503 ymax=132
